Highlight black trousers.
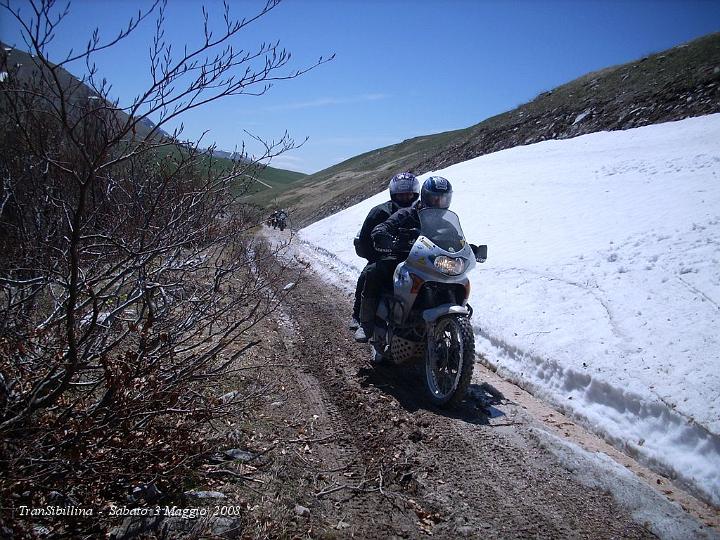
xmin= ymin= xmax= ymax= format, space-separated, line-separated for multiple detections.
xmin=352 ymin=264 xmax=370 ymax=318
xmin=359 ymin=258 xmax=400 ymax=324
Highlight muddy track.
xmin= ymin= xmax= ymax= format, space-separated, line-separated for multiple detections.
xmin=271 ymin=263 xmax=657 ymax=539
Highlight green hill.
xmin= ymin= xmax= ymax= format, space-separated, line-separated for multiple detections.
xmin=0 ymin=42 xmax=306 ymax=195
xmin=229 ymin=163 xmax=307 ymax=202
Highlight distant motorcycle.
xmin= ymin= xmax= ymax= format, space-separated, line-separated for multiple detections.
xmin=267 ymin=212 xmax=285 ymax=230
xmin=370 ymin=208 xmax=487 ymax=407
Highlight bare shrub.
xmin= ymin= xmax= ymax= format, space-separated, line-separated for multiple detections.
xmin=0 ymin=0 xmax=326 ymax=535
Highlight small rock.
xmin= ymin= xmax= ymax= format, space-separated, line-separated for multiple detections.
xmin=48 ymin=491 xmax=78 ymax=507
xmin=221 ymin=391 xmax=239 ymax=403
xmin=110 ymin=516 xmax=165 ymax=539
xmin=184 ymin=490 xmax=226 ymax=499
xmin=337 ymin=520 xmax=351 ymax=530
xmin=32 ymin=525 xmax=51 ymax=537
xmin=130 ymin=483 xmax=163 ymax=503
xmin=224 ymin=449 xmax=257 ymax=462
xmin=209 ymin=517 xmax=242 ymax=535
xmin=294 ymin=504 xmax=310 ymax=517
xmin=48 ymin=491 xmax=65 ymax=503
xmin=457 ymin=525 xmax=475 ymax=536
xmin=283 ymin=282 xmax=296 ymax=291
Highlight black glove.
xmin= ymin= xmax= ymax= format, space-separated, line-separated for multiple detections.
xmin=373 ymin=233 xmax=396 ymax=253
xmin=396 ymin=227 xmax=419 ymax=249
xmin=397 ymin=227 xmax=420 ymax=237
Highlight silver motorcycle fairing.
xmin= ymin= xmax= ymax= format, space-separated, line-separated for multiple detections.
xmin=390 ymin=233 xmax=475 ymax=324
xmin=421 ymin=303 xmax=471 ymax=323
xmin=374 ymin=209 xmax=476 ymax=354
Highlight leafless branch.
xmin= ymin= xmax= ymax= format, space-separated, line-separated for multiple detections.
xmin=0 ymin=0 xmax=330 ymax=534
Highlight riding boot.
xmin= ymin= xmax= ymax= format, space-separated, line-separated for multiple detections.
xmin=350 ymin=269 xmax=368 ymax=330
xmin=354 ymin=294 xmax=378 ymax=343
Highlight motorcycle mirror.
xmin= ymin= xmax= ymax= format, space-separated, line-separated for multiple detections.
xmin=471 ymin=244 xmax=487 ymax=263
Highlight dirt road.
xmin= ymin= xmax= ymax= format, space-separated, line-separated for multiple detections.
xmin=261 ymin=264 xmax=656 ymax=538
xmin=202 ymin=229 xmax=717 ymax=539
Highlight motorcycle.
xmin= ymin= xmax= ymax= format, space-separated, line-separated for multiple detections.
xmin=371 ymin=208 xmax=487 ymax=407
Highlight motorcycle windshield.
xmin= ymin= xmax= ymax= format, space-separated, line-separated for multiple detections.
xmin=418 ymin=208 xmax=466 ymax=253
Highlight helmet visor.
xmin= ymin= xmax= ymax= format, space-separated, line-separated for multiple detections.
xmin=393 ymin=192 xmax=419 ymax=206
xmin=425 ymin=192 xmax=452 ymax=209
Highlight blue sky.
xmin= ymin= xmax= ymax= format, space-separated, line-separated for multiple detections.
xmin=2 ymin=0 xmax=720 ymax=173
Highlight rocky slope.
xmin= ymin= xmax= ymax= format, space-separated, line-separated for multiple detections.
xmin=279 ymin=32 xmax=720 ymax=227
xmin=418 ymin=33 xmax=720 ymax=172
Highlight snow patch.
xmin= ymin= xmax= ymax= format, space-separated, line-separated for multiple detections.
xmin=476 ymin=330 xmax=720 ymax=506
xmin=533 ymin=428 xmax=716 ymax=540
xmin=299 ymin=114 xmax=720 ymax=506
xmin=573 ymin=110 xmax=591 ymax=125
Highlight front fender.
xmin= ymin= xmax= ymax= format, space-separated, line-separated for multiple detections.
xmin=422 ymin=303 xmax=471 ymax=323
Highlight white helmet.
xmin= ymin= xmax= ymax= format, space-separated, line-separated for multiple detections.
xmin=388 ymin=172 xmax=420 ymax=207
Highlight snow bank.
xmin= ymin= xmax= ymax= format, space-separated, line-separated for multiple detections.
xmin=533 ymin=428 xmax=716 ymax=540
xmin=299 ymin=114 xmax=720 ymax=506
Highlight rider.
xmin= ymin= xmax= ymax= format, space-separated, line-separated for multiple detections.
xmin=351 ymin=172 xmax=420 ymax=330
xmin=354 ymin=176 xmax=453 ymax=343
xmin=268 ymin=209 xmax=280 ymax=227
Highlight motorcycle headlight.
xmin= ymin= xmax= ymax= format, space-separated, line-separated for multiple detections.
xmin=433 ymin=256 xmax=465 ymax=276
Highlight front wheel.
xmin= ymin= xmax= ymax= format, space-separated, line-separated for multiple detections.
xmin=425 ymin=316 xmax=474 ymax=407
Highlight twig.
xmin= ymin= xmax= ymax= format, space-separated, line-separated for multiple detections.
xmin=314 ymin=480 xmax=381 ymax=498
xmin=286 ymin=434 xmax=336 ymax=445
xmin=232 ymin=363 xmax=310 ymax=371
xmin=206 ymin=468 xmax=266 ymax=484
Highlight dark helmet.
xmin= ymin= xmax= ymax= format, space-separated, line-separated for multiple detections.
xmin=388 ymin=172 xmax=420 ymax=207
xmin=421 ymin=176 xmax=452 ymax=209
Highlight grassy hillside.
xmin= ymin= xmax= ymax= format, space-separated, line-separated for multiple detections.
xmin=229 ymin=162 xmax=307 ymax=202
xmin=1 ymin=42 xmax=306 ymax=196
xmin=278 ymin=32 xmax=720 ymax=226
xmin=267 ymin=129 xmax=469 ymax=221
xmin=0 ymin=41 xmax=166 ymax=140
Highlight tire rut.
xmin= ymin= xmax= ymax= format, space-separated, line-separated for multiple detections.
xmin=273 ymin=306 xmax=358 ymax=475
xmin=274 ymin=265 xmax=657 ymax=539
xmin=270 ymin=300 xmax=425 ymax=537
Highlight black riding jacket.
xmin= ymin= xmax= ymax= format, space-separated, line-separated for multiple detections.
xmin=356 ymin=200 xmax=400 ymax=262
xmin=371 ymin=204 xmax=422 ymax=258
